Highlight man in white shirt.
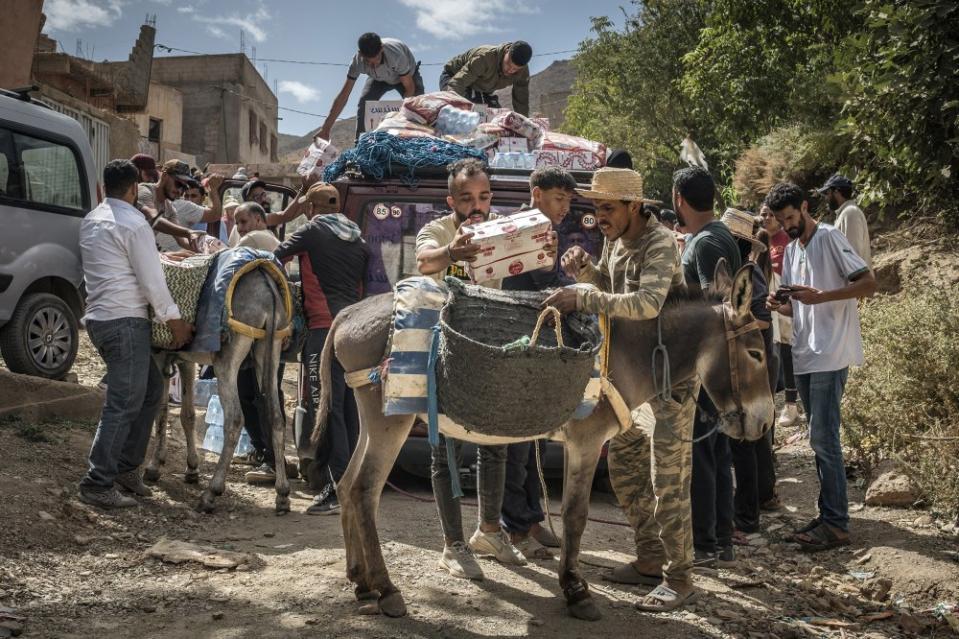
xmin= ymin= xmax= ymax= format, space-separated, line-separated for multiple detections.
xmin=231 ymin=202 xmax=281 ymax=252
xmin=816 ymin=174 xmax=872 ymax=268
xmin=765 ymin=182 xmax=876 ymax=551
xmin=78 ymin=159 xmax=194 ymax=509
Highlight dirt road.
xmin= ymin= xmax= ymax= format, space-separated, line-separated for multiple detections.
xmin=2 ymin=341 xmax=958 ymax=638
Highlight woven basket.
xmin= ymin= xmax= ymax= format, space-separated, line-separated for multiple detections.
xmin=151 ymin=253 xmax=217 ymax=349
xmin=436 ymin=277 xmax=602 ymax=437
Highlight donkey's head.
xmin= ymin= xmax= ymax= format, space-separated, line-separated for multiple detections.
xmin=697 ymin=261 xmax=774 ymax=441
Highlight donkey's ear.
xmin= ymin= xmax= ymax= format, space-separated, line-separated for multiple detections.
xmin=731 ymin=263 xmax=755 ymax=320
xmin=712 ymin=258 xmax=733 ymax=299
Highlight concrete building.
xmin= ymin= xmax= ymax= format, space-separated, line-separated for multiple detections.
xmin=151 ymin=54 xmax=279 ymax=168
xmin=0 ymin=1 xmax=44 ymax=90
xmin=131 ymin=82 xmax=189 ymax=163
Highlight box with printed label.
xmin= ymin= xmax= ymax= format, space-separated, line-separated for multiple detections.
xmin=497 ymin=136 xmax=529 ymax=153
xmin=467 ymin=249 xmax=554 ymax=284
xmin=462 ymin=210 xmax=551 ymax=266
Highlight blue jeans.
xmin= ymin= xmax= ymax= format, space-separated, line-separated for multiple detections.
xmin=796 ymin=368 xmax=850 ymax=532
xmin=80 ymin=318 xmax=163 ymax=490
xmin=501 ymin=441 xmax=546 ymax=534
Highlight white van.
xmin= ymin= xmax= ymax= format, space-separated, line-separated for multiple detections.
xmin=0 ymin=88 xmax=97 ymax=378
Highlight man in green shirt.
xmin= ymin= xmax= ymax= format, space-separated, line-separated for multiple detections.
xmin=439 ymin=41 xmax=532 ymax=115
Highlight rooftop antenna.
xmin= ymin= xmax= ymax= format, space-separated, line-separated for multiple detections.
xmin=145 ymin=13 xmax=156 ymax=27
xmin=75 ymin=38 xmax=83 ymax=58
xmin=273 ymin=79 xmax=278 ymax=96
xmin=252 ymin=46 xmax=256 ymax=66
xmin=240 ymin=29 xmax=246 ymax=55
xmin=263 ymin=63 xmax=268 ymax=83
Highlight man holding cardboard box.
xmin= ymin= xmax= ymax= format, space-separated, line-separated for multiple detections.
xmin=414 ymin=159 xmax=526 ymax=580
xmin=545 ymin=168 xmax=701 ymax=613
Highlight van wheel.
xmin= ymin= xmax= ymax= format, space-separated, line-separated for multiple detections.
xmin=0 ymin=293 xmax=79 ymax=379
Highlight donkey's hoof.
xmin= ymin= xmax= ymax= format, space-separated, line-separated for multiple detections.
xmin=355 ymin=587 xmax=379 ymax=602
xmin=378 ymin=591 xmax=407 ymax=618
xmin=143 ymin=467 xmax=161 ymax=483
xmin=196 ymin=494 xmax=216 ymax=513
xmin=568 ymin=598 xmax=602 ymax=621
xmin=275 ymin=496 xmax=291 ymax=515
xmin=184 ymin=470 xmax=199 ymax=484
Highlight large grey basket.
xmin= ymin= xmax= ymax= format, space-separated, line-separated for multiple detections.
xmin=436 ymin=277 xmax=602 ymax=437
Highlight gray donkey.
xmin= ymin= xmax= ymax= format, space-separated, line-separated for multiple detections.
xmin=144 ymin=266 xmax=292 ymax=514
xmin=309 ymin=264 xmax=774 ymax=621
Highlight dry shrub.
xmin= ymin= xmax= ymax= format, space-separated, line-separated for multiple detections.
xmin=732 ymin=125 xmax=848 ymax=209
xmin=842 ymin=288 xmax=959 ymax=516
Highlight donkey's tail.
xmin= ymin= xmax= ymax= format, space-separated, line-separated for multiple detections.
xmin=308 ymin=312 xmax=340 ymax=448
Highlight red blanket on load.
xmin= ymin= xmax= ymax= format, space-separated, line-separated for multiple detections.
xmin=401 ymin=91 xmax=474 ymax=125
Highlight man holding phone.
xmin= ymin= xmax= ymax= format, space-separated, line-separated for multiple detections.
xmin=764 ymin=182 xmax=876 ymax=552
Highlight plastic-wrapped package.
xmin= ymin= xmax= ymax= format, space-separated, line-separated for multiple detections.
xmin=535 ymin=132 xmax=607 ymax=170
xmin=375 ymin=112 xmax=438 ymax=138
xmin=296 ymin=136 xmax=340 ymax=180
xmin=445 ymin=131 xmax=499 ymax=150
xmin=434 ymin=105 xmax=482 ymax=136
xmin=400 ymin=91 xmax=475 ymax=125
xmin=490 ymin=111 xmax=544 ymax=148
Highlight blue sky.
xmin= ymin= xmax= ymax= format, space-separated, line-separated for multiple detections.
xmin=41 ymin=0 xmax=628 ymax=135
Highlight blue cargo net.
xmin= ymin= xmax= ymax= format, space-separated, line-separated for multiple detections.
xmin=323 ymin=131 xmax=487 ymax=186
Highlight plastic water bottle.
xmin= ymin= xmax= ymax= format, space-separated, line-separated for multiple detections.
xmin=234 ymin=428 xmax=253 ymax=457
xmin=201 ymin=394 xmax=224 ymax=454
xmin=193 ymin=378 xmax=217 ymax=406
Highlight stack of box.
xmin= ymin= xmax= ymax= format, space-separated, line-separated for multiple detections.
xmin=462 ymin=210 xmax=555 ymax=283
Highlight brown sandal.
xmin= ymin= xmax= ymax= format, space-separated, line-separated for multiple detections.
xmin=795 ymin=522 xmax=850 ymax=552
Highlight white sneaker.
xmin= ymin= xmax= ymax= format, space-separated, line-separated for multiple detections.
xmin=469 ymin=529 xmax=527 ymax=566
xmin=777 ymin=402 xmax=799 ymax=427
xmin=440 ymin=541 xmax=484 ymax=580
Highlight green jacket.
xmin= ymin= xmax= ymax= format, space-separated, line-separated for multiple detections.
xmin=443 ymin=43 xmax=530 ymax=116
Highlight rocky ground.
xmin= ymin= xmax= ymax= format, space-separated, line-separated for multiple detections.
xmin=2 ymin=334 xmax=958 ymax=639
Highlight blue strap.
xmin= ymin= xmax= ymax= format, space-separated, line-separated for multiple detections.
xmin=427 ymin=324 xmax=462 ymax=499
xmin=426 ymin=325 xmax=441 ymax=448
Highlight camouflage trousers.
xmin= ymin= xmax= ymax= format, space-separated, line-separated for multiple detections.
xmin=607 ymin=378 xmax=698 ymax=583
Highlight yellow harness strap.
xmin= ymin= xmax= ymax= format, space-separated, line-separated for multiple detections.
xmin=225 ymin=259 xmax=294 ymax=341
xmin=345 ymin=368 xmax=376 ymax=389
xmin=599 ymin=314 xmax=636 ymax=432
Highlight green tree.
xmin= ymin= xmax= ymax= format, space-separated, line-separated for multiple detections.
xmin=837 ymin=0 xmax=959 ymax=226
xmin=564 ymin=0 xmax=709 ymax=199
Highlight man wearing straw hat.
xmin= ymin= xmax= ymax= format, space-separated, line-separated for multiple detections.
xmin=544 ymin=167 xmax=700 ymax=613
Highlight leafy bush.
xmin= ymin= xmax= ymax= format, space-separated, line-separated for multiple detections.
xmin=732 ymin=124 xmax=848 ymax=208
xmin=842 ymin=289 xmax=959 ymax=516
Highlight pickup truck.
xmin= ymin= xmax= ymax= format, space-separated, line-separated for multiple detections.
xmin=218 ymin=167 xmax=609 ymax=487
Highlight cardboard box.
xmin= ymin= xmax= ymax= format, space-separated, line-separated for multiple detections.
xmin=468 ymin=248 xmax=554 ymax=284
xmin=463 ymin=210 xmax=552 ymax=266
xmin=498 ymin=136 xmax=529 ymax=153
xmin=364 ymin=100 xmax=403 ymax=132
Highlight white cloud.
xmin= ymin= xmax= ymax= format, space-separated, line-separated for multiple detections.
xmin=399 ymin=0 xmax=538 ymax=39
xmin=279 ymin=80 xmax=320 ymax=103
xmin=204 ymin=25 xmax=226 ymax=38
xmin=177 ymin=6 xmax=195 ymax=13
xmin=191 ymin=5 xmax=270 ymax=43
xmin=44 ymin=0 xmax=124 ymax=31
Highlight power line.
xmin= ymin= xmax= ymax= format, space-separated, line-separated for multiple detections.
xmin=154 ymin=44 xmax=578 ymax=67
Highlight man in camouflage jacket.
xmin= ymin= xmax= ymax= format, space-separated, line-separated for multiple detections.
xmin=545 ymin=167 xmax=700 ymax=613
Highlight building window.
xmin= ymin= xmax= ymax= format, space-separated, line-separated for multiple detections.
xmin=270 ymin=135 xmax=278 ymax=162
xmin=148 ymin=118 xmax=162 ymax=143
xmin=259 ymin=122 xmax=268 ymax=154
xmin=249 ymin=110 xmax=258 ymax=146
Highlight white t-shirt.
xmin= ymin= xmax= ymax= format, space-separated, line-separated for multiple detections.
xmin=138 ymin=183 xmax=207 ymax=252
xmin=781 ymin=223 xmax=869 ymax=375
xmin=835 ymin=200 xmax=871 ymax=268
xmin=236 ymin=229 xmax=280 ymax=252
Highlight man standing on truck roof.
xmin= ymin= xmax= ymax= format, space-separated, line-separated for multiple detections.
xmin=499 ymin=166 xmax=577 ymax=560
xmin=440 ymin=41 xmax=532 ymax=116
xmin=318 ymin=32 xmax=424 ymax=143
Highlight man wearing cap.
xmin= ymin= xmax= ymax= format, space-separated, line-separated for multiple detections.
xmin=817 ymin=174 xmax=871 ymax=268
xmin=274 ymin=183 xmax=370 ymax=516
xmin=440 ymin=42 xmax=532 ymax=116
xmin=765 ymin=182 xmax=876 ymax=551
xmin=544 ymin=167 xmax=700 ymax=613
xmin=319 ymin=32 xmax=424 ymax=142
xmin=136 ymin=160 xmax=208 ymax=252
